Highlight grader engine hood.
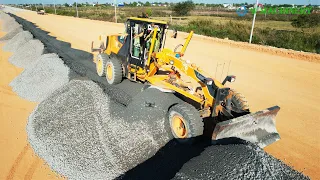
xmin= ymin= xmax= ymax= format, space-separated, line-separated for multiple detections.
xmin=212 ymin=106 xmax=281 ymax=148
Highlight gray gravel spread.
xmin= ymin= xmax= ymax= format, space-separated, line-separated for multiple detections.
xmin=4 ymin=11 xmax=308 ymax=180
xmin=0 ymin=12 xmax=21 ymax=32
xmin=2 ymin=31 xmax=33 ymax=52
xmin=0 ymin=12 xmax=23 ymax=41
xmin=8 ymin=39 xmax=44 ymax=68
xmin=27 ymin=79 xmax=180 ymax=180
xmin=9 ymin=53 xmax=72 ymax=102
xmin=0 ymin=26 xmax=23 ymax=41
xmin=173 ymin=143 xmax=310 ymax=180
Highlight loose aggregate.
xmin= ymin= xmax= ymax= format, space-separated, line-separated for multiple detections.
xmin=173 ymin=143 xmax=310 ymax=180
xmin=11 ymin=13 xmax=144 ymax=105
xmin=8 ymin=39 xmax=44 ymax=68
xmin=2 ymin=31 xmax=33 ymax=52
xmin=26 ymin=79 xmax=179 ymax=180
xmin=0 ymin=12 xmax=21 ymax=32
xmin=0 ymin=26 xmax=23 ymax=41
xmin=9 ymin=53 xmax=74 ymax=102
xmin=3 ymin=12 xmax=309 ymax=180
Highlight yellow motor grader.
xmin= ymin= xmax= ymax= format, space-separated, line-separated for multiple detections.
xmin=91 ymin=17 xmax=280 ymax=147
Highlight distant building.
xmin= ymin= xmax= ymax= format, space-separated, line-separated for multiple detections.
xmin=118 ymin=2 xmax=124 ymax=7
xmin=223 ymin=3 xmax=232 ymax=8
xmin=223 ymin=3 xmax=236 ymax=10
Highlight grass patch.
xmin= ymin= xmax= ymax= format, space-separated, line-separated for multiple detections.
xmin=172 ymin=19 xmax=320 ymax=53
xmin=29 ymin=6 xmax=320 ymax=53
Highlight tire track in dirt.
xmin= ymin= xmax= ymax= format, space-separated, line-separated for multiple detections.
xmin=6 ymin=145 xmax=29 ymax=180
xmin=0 ymin=27 xmax=63 ymax=180
xmin=24 ymin=158 xmax=41 ymax=180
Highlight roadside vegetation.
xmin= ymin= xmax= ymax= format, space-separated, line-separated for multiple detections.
xmin=14 ymin=1 xmax=320 ymax=53
xmin=172 ymin=19 xmax=320 ymax=53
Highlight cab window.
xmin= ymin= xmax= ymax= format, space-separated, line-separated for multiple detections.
xmin=118 ymin=36 xmax=125 ymax=44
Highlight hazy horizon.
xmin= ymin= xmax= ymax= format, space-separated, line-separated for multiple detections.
xmin=0 ymin=0 xmax=319 ymax=5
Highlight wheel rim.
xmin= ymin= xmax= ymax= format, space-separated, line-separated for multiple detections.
xmin=172 ymin=115 xmax=187 ymax=138
xmin=107 ymin=64 xmax=113 ymax=80
xmin=97 ymin=58 xmax=103 ymax=74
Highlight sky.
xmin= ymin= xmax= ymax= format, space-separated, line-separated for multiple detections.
xmin=0 ymin=0 xmax=319 ymax=5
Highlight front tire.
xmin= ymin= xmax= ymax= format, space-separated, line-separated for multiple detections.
xmin=168 ymin=103 xmax=204 ymax=144
xmin=106 ymin=57 xmax=123 ymax=85
xmin=96 ymin=53 xmax=108 ymax=77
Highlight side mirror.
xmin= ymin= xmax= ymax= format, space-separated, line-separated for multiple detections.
xmin=222 ymin=75 xmax=236 ymax=85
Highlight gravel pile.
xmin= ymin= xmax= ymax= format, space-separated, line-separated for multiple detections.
xmin=0 ymin=12 xmax=21 ymax=33
xmin=8 ymin=39 xmax=44 ymax=68
xmin=2 ymin=31 xmax=33 ymax=52
xmin=9 ymin=53 xmax=74 ymax=102
xmin=173 ymin=143 xmax=310 ymax=180
xmin=0 ymin=26 xmax=23 ymax=41
xmin=26 ymin=79 xmax=180 ymax=180
xmin=0 ymin=12 xmax=23 ymax=41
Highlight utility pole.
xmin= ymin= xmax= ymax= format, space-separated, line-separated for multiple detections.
xmin=249 ymin=0 xmax=258 ymax=44
xmin=114 ymin=0 xmax=117 ymax=23
xmin=54 ymin=0 xmax=57 ymax=14
xmin=75 ymin=1 xmax=79 ymax=18
xmin=42 ymin=3 xmax=44 ymax=10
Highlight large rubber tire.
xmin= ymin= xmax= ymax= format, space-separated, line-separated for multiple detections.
xmin=105 ymin=57 xmax=123 ymax=85
xmin=168 ymin=103 xmax=204 ymax=144
xmin=96 ymin=53 xmax=108 ymax=77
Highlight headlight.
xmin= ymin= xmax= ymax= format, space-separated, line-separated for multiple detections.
xmin=230 ymin=76 xmax=236 ymax=82
xmin=222 ymin=75 xmax=236 ymax=85
xmin=205 ymin=78 xmax=213 ymax=85
xmin=170 ymin=60 xmax=174 ymax=65
xmin=230 ymin=77 xmax=236 ymax=82
xmin=206 ymin=80 xmax=213 ymax=85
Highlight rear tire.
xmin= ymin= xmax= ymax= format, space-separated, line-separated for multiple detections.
xmin=168 ymin=103 xmax=204 ymax=144
xmin=96 ymin=53 xmax=108 ymax=77
xmin=106 ymin=57 xmax=123 ymax=85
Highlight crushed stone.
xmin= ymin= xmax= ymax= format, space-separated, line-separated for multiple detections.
xmin=26 ymin=79 xmax=179 ymax=180
xmin=9 ymin=53 xmax=74 ymax=102
xmin=2 ymin=30 xmax=33 ymax=53
xmin=173 ymin=143 xmax=310 ymax=180
xmin=8 ymin=39 xmax=44 ymax=68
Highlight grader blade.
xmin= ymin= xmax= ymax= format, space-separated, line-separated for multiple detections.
xmin=212 ymin=106 xmax=280 ymax=148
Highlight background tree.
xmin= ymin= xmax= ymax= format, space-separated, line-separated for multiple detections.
xmin=291 ymin=14 xmax=320 ymax=28
xmin=146 ymin=8 xmax=153 ymax=16
xmin=173 ymin=0 xmax=195 ymax=16
xmin=132 ymin=2 xmax=138 ymax=7
xmin=145 ymin=1 xmax=151 ymax=6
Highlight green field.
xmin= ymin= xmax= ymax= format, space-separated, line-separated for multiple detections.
xmin=23 ymin=5 xmax=320 ymax=54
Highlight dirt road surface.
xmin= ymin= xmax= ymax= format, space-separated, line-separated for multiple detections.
xmin=0 ymin=30 xmax=65 ymax=179
xmin=1 ymin=10 xmax=320 ymax=179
